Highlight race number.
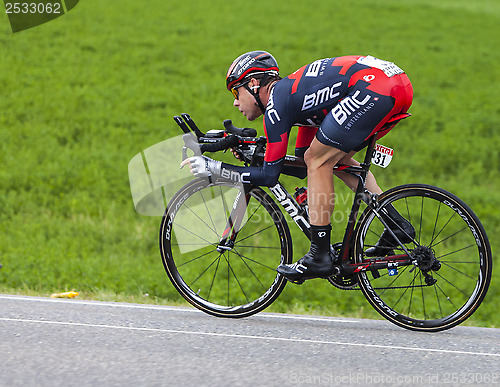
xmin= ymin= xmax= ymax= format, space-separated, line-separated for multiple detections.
xmin=357 ymin=56 xmax=404 ymax=77
xmin=372 ymin=144 xmax=393 ymax=168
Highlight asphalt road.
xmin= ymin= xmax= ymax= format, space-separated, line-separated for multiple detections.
xmin=0 ymin=295 xmax=498 ymax=387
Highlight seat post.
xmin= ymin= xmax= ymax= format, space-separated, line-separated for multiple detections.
xmin=360 ymin=134 xmax=377 ymax=179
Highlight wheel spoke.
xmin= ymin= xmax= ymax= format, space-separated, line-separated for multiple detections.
xmin=235 ymin=224 xmax=276 ymax=244
xmin=173 ymin=217 xmax=219 ymax=245
xmin=439 ymin=261 xmax=475 ymax=280
xmin=432 ymin=270 xmax=470 ymax=298
xmin=207 ymin=255 xmax=222 ymax=300
xmin=224 ymin=254 xmax=250 ymax=304
xmin=177 ymin=248 xmax=218 ymax=268
xmin=230 ymin=250 xmax=267 ymax=288
xmin=190 ymin=253 xmax=222 ymax=287
xmin=436 ymin=244 xmax=475 ymax=260
xmin=200 ymin=189 xmax=220 ymax=237
xmin=431 ymin=226 xmax=469 ymax=249
xmin=229 ymin=249 xmax=278 ymax=271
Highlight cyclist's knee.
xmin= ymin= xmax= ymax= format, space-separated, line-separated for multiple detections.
xmin=303 ymin=147 xmax=314 ymax=166
xmin=304 ymin=145 xmax=344 ymax=170
xmin=303 ymin=148 xmax=326 ymax=170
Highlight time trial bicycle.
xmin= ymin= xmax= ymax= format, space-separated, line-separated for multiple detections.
xmin=159 ymin=113 xmax=492 ymax=332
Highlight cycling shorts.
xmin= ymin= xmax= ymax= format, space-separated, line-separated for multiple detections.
xmin=315 ymin=70 xmax=413 ymax=153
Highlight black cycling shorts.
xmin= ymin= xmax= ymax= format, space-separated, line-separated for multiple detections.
xmin=316 ymin=71 xmax=413 ymax=152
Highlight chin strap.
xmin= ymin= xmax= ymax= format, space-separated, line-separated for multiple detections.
xmin=245 ymin=84 xmax=267 ymax=114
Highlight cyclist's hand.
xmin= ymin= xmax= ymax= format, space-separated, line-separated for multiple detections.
xmin=180 ymin=156 xmax=221 ymax=178
xmin=231 ymin=149 xmax=244 ymax=162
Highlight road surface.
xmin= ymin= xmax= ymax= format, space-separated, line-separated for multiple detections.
xmin=0 ymin=295 xmax=498 ymax=386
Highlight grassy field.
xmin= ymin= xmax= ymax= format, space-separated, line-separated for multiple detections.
xmin=0 ymin=0 xmax=498 ymax=327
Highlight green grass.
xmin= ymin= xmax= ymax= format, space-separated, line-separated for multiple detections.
xmin=0 ymin=0 xmax=498 ymax=328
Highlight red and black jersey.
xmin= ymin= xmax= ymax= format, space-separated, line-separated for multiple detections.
xmin=221 ymin=55 xmax=413 ymax=186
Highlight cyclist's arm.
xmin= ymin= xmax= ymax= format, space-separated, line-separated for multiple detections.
xmin=219 ymin=159 xmax=283 ymax=186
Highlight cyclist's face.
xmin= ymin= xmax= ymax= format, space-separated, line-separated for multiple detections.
xmin=233 ymin=79 xmax=262 ymax=121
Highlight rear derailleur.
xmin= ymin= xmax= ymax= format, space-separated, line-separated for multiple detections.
xmin=410 ymin=245 xmax=441 ymax=286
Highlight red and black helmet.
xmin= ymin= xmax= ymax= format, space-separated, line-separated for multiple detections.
xmin=226 ymin=50 xmax=279 ymax=91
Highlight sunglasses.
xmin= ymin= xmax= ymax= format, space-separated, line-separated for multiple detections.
xmin=230 ymin=80 xmax=251 ymax=99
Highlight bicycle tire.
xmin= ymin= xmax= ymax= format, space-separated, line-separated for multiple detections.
xmin=159 ymin=177 xmax=292 ymax=318
xmin=354 ymin=184 xmax=492 ymax=332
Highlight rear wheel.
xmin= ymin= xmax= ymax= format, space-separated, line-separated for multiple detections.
xmin=354 ymin=184 xmax=492 ymax=331
xmin=159 ymin=177 xmax=292 ymax=318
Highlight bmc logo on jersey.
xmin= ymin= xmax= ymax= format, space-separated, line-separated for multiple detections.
xmin=331 ymin=91 xmax=372 ymax=125
xmin=266 ymin=87 xmax=281 ymax=124
xmin=301 ymin=82 xmax=343 ymax=111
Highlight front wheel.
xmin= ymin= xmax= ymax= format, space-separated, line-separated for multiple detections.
xmin=354 ymin=184 xmax=492 ymax=332
xmin=159 ymin=177 xmax=293 ymax=318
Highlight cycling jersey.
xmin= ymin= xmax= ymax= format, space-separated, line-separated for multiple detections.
xmin=220 ymin=55 xmax=413 ymax=186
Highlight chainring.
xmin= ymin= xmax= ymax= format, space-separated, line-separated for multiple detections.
xmin=327 ymin=273 xmax=359 ymax=290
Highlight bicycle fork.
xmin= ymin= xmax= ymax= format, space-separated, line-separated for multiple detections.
xmin=216 ymin=183 xmax=252 ymax=253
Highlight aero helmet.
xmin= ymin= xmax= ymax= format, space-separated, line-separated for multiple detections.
xmin=226 ymin=50 xmax=279 ymax=91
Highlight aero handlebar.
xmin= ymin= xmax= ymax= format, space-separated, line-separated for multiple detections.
xmin=174 ymin=114 xmax=259 ymax=159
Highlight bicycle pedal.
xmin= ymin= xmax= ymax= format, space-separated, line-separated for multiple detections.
xmin=329 ymin=266 xmax=341 ymax=276
xmin=284 ymin=277 xmax=305 ymax=285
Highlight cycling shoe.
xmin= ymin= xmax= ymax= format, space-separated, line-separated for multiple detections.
xmin=365 ymin=222 xmax=415 ymax=257
xmin=277 ymin=250 xmax=339 ymax=284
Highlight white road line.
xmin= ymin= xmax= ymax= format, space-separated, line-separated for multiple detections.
xmin=0 ymin=317 xmax=498 ymax=358
xmin=0 ymin=295 xmax=358 ymax=323
xmin=261 ymin=314 xmax=359 ymax=323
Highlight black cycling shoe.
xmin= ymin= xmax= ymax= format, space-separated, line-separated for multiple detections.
xmin=277 ymin=250 xmax=339 ymax=285
xmin=365 ymin=220 xmax=415 ymax=257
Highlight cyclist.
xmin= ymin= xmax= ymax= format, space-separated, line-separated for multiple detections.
xmin=182 ymin=50 xmax=415 ymax=283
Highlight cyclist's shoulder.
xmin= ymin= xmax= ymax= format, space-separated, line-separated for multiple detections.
xmin=283 ymin=56 xmax=365 ymax=75
xmin=276 ymin=56 xmax=360 ymax=92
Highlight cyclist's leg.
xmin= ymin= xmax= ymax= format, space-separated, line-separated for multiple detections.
xmin=277 ymin=140 xmax=345 ymax=283
xmin=305 ymin=140 xmax=346 ymax=226
xmin=348 ymin=72 xmax=415 ymax=255
xmin=326 ymin=73 xmax=415 ymax=256
xmin=334 ymin=151 xmax=383 ymax=195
